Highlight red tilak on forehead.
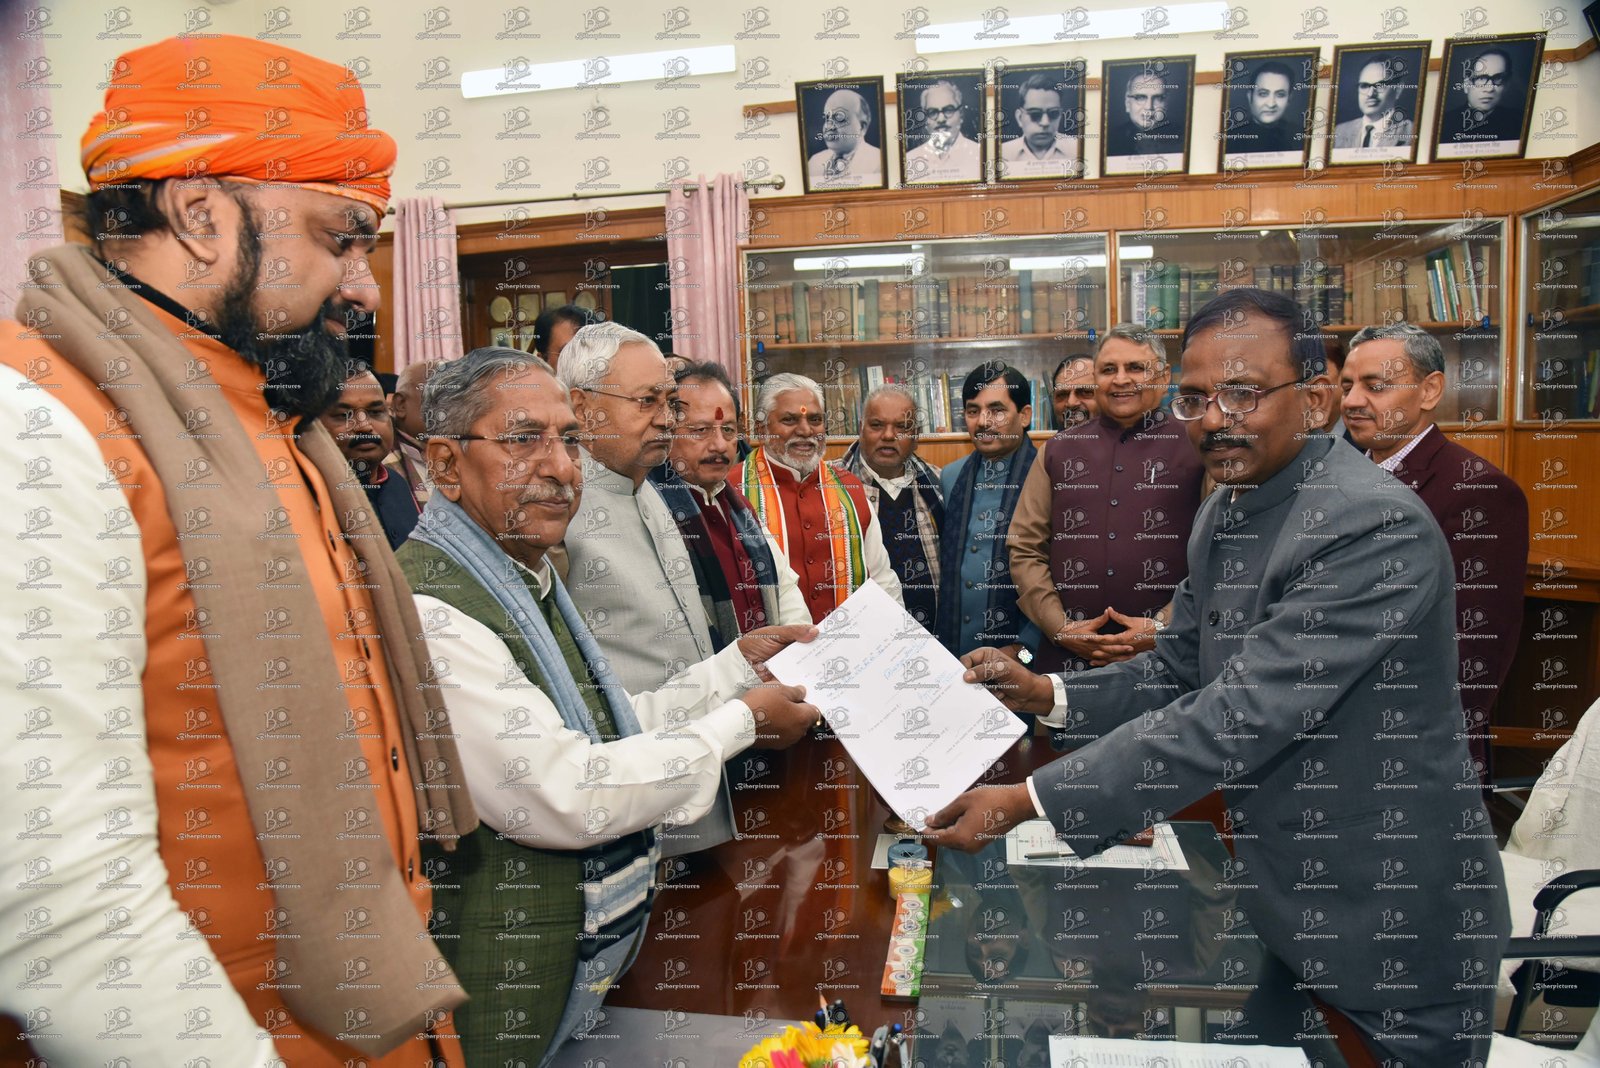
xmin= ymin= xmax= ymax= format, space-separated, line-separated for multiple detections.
xmin=714 ymin=406 xmax=724 ymax=421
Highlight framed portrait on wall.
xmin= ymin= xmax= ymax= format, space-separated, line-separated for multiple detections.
xmin=993 ymin=61 xmax=1087 ymax=182
xmin=1101 ymin=56 xmax=1194 ymax=178
xmin=896 ymin=68 xmax=987 ymax=186
xmin=796 ymin=77 xmax=888 ymax=194
xmin=1327 ymin=42 xmax=1430 ymax=166
xmin=1433 ymin=33 xmax=1545 ymax=160
xmin=1218 ymin=48 xmax=1319 ymax=171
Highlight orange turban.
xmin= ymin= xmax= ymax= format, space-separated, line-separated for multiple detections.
xmin=82 ymin=34 xmax=396 ymax=215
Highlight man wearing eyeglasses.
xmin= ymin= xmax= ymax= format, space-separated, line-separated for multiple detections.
xmin=806 ymin=88 xmax=884 ymax=189
xmin=999 ymin=73 xmax=1082 ymax=180
xmin=927 ymin=287 xmax=1507 ymax=1068
xmin=1009 ymin=328 xmax=1204 ymax=674
xmin=396 ymin=347 xmax=821 ymax=1066
xmin=657 ymin=360 xmax=810 ymax=641
xmin=904 ymin=80 xmax=982 ymax=184
xmin=1107 ymin=70 xmax=1182 ymax=159
xmin=1442 ymin=47 xmax=1524 ymax=146
xmin=1332 ymin=56 xmax=1415 ymax=151
xmin=1049 ymin=353 xmax=1098 ymax=431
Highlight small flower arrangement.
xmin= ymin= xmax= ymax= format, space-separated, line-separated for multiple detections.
xmin=737 ymin=1020 xmax=872 ymax=1068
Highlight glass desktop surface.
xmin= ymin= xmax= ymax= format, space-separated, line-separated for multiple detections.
xmin=909 ymin=821 xmax=1296 ymax=1064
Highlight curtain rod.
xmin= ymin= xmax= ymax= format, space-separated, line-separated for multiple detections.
xmin=385 ymin=175 xmax=786 ymax=215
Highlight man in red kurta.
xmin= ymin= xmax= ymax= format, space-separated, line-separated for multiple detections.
xmin=736 ymin=373 xmax=902 ymax=621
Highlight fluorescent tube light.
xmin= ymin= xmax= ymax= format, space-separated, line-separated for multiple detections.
xmin=462 ymin=45 xmax=735 ymax=98
xmin=792 ymin=253 xmax=927 ymax=271
xmin=1009 ymin=255 xmax=1109 ymax=270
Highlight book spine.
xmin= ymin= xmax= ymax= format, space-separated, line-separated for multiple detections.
xmin=1328 ymin=266 xmax=1346 ymax=326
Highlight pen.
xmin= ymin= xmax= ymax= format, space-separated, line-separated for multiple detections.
xmin=1024 ymin=849 xmax=1071 ymax=859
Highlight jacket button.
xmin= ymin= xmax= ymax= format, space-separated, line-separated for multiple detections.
xmin=1107 ymin=532 xmax=1116 ymax=540
xmin=1109 ymin=498 xmax=1119 ymax=506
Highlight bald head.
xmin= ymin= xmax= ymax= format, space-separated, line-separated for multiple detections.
xmin=389 ymin=359 xmax=441 ymax=439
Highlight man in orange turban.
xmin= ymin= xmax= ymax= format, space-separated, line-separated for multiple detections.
xmin=1 ymin=35 xmax=476 ymax=1067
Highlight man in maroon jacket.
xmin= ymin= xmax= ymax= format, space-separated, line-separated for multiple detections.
xmin=1342 ymin=322 xmax=1529 ymax=782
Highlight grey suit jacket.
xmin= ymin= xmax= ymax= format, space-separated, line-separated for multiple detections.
xmin=1333 ymin=114 xmax=1415 ymax=149
xmin=1034 ymin=434 xmax=1509 ymax=1011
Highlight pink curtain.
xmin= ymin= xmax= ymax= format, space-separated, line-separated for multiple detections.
xmin=391 ymin=196 xmax=463 ymax=370
xmin=1 ymin=6 xmax=60 ymax=314
xmin=666 ymin=175 xmax=748 ymax=378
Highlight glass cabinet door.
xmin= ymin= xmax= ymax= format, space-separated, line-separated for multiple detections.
xmin=1115 ymin=218 xmax=1507 ymax=427
xmin=1521 ymin=187 xmax=1600 ymax=425
xmin=743 ymin=235 xmax=1110 ymax=440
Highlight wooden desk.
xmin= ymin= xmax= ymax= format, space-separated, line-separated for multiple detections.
xmin=610 ymin=731 xmax=1222 ymax=1023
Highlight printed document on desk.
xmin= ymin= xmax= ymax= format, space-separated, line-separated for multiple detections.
xmin=765 ymin=581 xmax=1024 ymax=830
xmin=1006 ymin=819 xmax=1190 ymax=871
xmin=1049 ymin=1036 xmax=1311 ymax=1067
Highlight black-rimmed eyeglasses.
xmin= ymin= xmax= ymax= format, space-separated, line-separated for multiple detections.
xmin=1171 ymin=379 xmax=1302 ymax=421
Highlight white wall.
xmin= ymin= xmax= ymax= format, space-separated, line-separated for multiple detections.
xmin=38 ymin=0 xmax=1600 ymax=229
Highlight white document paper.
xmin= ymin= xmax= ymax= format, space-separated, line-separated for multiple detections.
xmin=1006 ymin=819 xmax=1190 ymax=872
xmin=765 ymin=581 xmax=1024 ymax=830
xmin=1049 ymin=1036 xmax=1310 ymax=1067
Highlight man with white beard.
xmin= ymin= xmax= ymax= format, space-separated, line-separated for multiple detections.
xmin=736 ymin=373 xmax=902 ymax=622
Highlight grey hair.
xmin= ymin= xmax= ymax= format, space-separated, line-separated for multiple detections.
xmin=923 ymin=79 xmax=963 ymax=108
xmin=1348 ymin=322 xmax=1445 ymax=378
xmin=864 ymin=382 xmax=918 ymax=414
xmin=423 ymin=347 xmax=556 ymax=437
xmin=755 ymin=373 xmax=825 ymax=423
xmin=554 ymin=321 xmax=659 ymax=392
xmin=1097 ymin=323 xmax=1168 ymax=365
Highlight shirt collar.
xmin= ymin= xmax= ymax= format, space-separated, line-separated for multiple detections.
xmin=512 ymin=555 xmax=553 ymax=598
xmin=1372 ymin=423 xmax=1433 ymax=473
xmin=860 ymin=463 xmax=914 ymax=497
xmin=689 ymin=480 xmax=727 ymax=504
xmin=580 ymin=448 xmax=642 ymax=496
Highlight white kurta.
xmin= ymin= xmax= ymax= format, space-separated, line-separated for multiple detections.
xmin=415 ymin=563 xmax=761 ymax=850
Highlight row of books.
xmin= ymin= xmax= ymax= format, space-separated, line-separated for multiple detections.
xmin=816 ymin=364 xmax=1056 ymax=437
xmin=1114 ymin=246 xmax=1503 ymax=330
xmin=746 ymin=275 xmax=1106 ymax=344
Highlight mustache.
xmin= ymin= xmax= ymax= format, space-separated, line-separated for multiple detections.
xmin=518 ymin=483 xmax=576 ymax=506
xmin=342 ymin=432 xmax=383 ymax=448
xmin=1201 ymin=433 xmax=1251 ymax=450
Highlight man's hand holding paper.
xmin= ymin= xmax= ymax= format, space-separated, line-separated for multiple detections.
xmin=764 ymin=582 xmax=1024 ymax=830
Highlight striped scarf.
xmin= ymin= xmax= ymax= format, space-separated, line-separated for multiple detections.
xmin=742 ymin=446 xmax=866 ymax=598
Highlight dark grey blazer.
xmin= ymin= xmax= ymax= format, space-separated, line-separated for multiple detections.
xmin=1035 ymin=434 xmax=1509 ymax=1012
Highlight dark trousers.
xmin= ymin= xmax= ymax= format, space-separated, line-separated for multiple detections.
xmin=1243 ymin=953 xmax=1495 ymax=1067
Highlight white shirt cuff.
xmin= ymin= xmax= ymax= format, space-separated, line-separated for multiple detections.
xmin=1036 ymin=673 xmax=1069 ymax=726
xmin=1026 ymin=775 xmax=1047 ymax=818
